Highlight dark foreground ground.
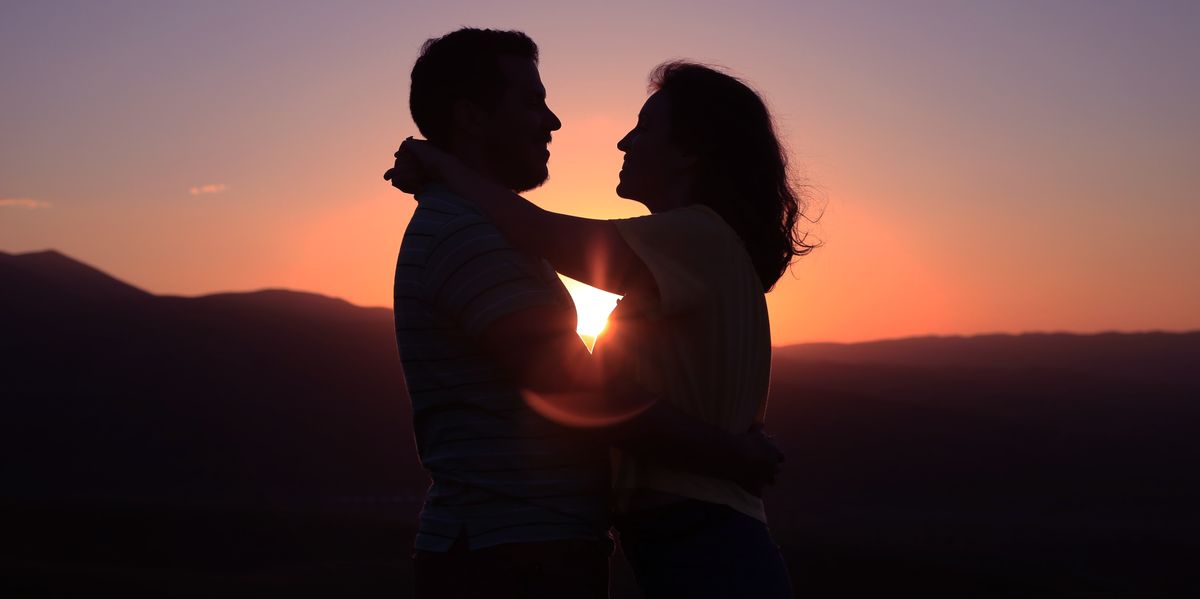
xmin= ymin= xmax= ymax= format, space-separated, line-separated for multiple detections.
xmin=4 ymin=487 xmax=1195 ymax=598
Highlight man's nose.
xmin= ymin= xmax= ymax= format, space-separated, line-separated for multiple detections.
xmin=546 ymin=107 xmax=562 ymax=132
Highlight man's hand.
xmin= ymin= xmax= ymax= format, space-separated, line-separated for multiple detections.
xmin=732 ymin=424 xmax=784 ymax=497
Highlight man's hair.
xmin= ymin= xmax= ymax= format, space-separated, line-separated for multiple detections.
xmin=409 ymin=28 xmax=539 ymax=146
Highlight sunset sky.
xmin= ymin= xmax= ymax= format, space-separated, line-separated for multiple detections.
xmin=3 ymin=1 xmax=1198 ymax=345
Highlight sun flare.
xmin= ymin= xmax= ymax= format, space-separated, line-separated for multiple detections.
xmin=558 ymin=274 xmax=621 ymax=351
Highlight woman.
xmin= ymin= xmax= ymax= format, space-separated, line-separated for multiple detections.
xmin=392 ymin=62 xmax=812 ymax=598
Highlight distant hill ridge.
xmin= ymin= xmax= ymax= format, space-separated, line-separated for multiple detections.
xmin=2 ymin=249 xmax=412 ymax=502
xmin=0 ymin=249 xmax=150 ymax=310
xmin=0 ymin=250 xmax=386 ymax=318
xmin=776 ymin=331 xmax=1200 ymax=387
xmin=3 ymin=249 xmax=1197 ymax=595
xmin=4 ymin=249 xmax=1194 ymax=352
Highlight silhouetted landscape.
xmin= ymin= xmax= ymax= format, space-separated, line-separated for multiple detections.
xmin=3 ymin=250 xmax=1197 ymax=597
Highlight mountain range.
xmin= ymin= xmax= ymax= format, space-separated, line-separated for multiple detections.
xmin=3 ymin=250 xmax=1197 ymax=597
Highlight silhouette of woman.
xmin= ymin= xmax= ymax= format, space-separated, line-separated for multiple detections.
xmin=390 ymin=62 xmax=812 ymax=598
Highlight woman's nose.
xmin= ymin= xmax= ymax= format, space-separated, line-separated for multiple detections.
xmin=617 ymin=130 xmax=632 ymax=152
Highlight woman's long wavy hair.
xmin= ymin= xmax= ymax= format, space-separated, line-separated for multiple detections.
xmin=651 ymin=62 xmax=816 ymax=291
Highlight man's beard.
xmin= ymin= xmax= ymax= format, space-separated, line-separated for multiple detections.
xmin=486 ymin=140 xmax=550 ymax=192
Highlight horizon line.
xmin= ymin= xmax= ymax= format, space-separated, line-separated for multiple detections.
xmin=6 ymin=248 xmax=1198 ymax=346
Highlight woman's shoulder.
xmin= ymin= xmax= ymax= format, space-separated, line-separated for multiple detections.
xmin=618 ymin=204 xmax=735 ymax=245
xmin=680 ymin=204 xmax=740 ymax=238
xmin=653 ymin=205 xmax=761 ymax=290
xmin=658 ymin=204 xmax=745 ymax=261
xmin=615 ymin=206 xmax=747 ymax=279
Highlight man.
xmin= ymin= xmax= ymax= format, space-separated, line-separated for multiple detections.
xmin=386 ymin=28 xmax=777 ymax=598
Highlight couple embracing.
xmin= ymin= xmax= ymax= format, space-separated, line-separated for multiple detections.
xmin=386 ymin=27 xmax=813 ymax=599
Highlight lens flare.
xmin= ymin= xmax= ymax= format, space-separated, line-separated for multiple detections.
xmin=522 ymin=389 xmax=652 ymax=428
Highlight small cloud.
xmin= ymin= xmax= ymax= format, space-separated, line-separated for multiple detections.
xmin=0 ymin=197 xmax=50 ymax=209
xmin=189 ymin=183 xmax=228 ymax=196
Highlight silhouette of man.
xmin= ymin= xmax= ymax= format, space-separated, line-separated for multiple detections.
xmin=387 ymin=28 xmax=777 ymax=598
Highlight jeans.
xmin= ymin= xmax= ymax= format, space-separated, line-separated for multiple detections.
xmin=617 ymin=499 xmax=793 ymax=598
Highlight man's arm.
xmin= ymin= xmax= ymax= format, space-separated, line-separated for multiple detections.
xmin=479 ymin=306 xmax=781 ymax=493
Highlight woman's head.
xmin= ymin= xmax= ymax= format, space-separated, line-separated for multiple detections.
xmin=615 ymin=90 xmax=694 ymax=210
xmin=618 ymin=61 xmax=814 ymax=291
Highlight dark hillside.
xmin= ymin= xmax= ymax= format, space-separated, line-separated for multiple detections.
xmin=3 ymin=251 xmax=1197 ymax=597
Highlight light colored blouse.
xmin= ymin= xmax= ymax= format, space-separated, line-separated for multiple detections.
xmin=602 ymin=204 xmax=772 ymax=522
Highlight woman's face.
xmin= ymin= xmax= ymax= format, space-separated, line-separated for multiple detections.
xmin=616 ymin=92 xmax=693 ymax=211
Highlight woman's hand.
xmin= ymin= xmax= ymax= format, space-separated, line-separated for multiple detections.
xmin=382 ymin=137 xmax=452 ymax=194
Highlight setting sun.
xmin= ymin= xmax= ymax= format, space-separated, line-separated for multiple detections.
xmin=559 ymin=274 xmax=621 ymax=351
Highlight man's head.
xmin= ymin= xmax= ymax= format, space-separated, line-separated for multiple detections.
xmin=409 ymin=28 xmax=561 ymax=192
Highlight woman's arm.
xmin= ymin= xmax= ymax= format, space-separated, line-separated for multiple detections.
xmin=397 ymin=138 xmax=654 ymax=296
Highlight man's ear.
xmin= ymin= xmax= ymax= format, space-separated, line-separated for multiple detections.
xmin=452 ymin=99 xmax=490 ymax=139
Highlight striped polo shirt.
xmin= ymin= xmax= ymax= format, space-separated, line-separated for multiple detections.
xmin=394 ymin=185 xmax=611 ymax=552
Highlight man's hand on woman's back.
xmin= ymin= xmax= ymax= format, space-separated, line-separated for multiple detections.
xmin=733 ymin=424 xmax=784 ymax=497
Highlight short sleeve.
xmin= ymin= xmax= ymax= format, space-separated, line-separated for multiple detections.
xmin=614 ymin=205 xmax=739 ymax=314
xmin=426 ymin=214 xmax=568 ymax=336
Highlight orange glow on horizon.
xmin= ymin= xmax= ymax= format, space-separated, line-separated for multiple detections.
xmin=3 ymin=4 xmax=1198 ymax=345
